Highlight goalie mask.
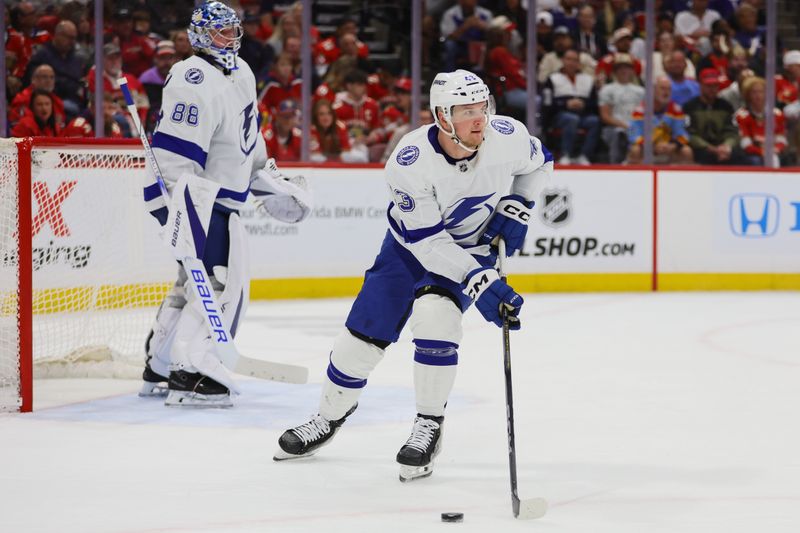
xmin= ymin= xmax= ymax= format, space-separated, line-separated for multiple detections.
xmin=189 ymin=1 xmax=243 ymax=71
xmin=429 ymin=70 xmax=495 ymax=152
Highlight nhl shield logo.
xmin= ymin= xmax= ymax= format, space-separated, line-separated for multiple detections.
xmin=540 ymin=188 xmax=571 ymax=227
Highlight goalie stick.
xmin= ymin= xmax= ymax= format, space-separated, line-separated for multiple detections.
xmin=497 ymin=239 xmax=548 ymax=519
xmin=118 ymin=79 xmax=307 ymax=385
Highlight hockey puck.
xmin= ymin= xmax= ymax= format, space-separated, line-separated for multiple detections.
xmin=441 ymin=512 xmax=464 ymax=523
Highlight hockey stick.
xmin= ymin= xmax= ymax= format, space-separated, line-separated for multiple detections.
xmin=497 ymin=239 xmax=548 ymax=520
xmin=118 ymin=79 xmax=307 ymax=385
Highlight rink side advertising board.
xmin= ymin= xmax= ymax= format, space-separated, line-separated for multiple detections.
xmin=243 ymin=168 xmax=655 ymax=297
xmin=657 ymin=170 xmax=800 ymax=291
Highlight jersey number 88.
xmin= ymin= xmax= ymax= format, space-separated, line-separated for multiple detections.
xmin=171 ymin=103 xmax=200 ymax=126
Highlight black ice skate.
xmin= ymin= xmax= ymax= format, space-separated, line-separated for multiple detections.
xmin=164 ymin=370 xmax=232 ymax=408
xmin=396 ymin=414 xmax=444 ymax=482
xmin=138 ymin=362 xmax=169 ymax=398
xmin=274 ymin=404 xmax=358 ymax=461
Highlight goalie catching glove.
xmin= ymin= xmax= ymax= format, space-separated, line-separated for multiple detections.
xmin=250 ymin=158 xmax=313 ymax=223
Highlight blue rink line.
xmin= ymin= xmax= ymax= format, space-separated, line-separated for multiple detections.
xmin=29 ymin=381 xmax=479 ymax=430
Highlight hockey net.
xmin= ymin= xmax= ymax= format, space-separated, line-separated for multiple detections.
xmin=0 ymin=138 xmax=175 ymax=412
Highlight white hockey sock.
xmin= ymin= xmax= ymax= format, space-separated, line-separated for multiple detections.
xmin=318 ymin=330 xmax=384 ymax=421
xmin=413 ymin=340 xmax=458 ymax=417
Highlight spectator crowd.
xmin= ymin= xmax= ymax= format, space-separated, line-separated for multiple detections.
xmin=4 ymin=0 xmax=799 ymax=166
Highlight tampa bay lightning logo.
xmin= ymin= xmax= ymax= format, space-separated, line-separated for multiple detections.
xmin=393 ymin=189 xmax=415 ymax=212
xmin=491 ymin=118 xmax=514 ymax=135
xmin=239 ymin=102 xmax=257 ymax=156
xmin=445 ymin=193 xmax=495 ymax=240
xmin=185 ymin=68 xmax=204 ymax=84
xmin=396 ymin=145 xmax=420 ymax=166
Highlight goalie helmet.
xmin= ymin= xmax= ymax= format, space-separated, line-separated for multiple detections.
xmin=188 ymin=2 xmax=243 ymax=71
xmin=429 ymin=70 xmax=495 ymax=151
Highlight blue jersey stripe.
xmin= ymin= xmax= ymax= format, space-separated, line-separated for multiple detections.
xmin=143 ymin=182 xmax=163 ymax=202
xmin=152 ymin=132 xmax=208 ymax=169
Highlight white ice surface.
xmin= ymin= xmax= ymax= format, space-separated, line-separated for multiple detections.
xmin=1 ymin=292 xmax=799 ymax=533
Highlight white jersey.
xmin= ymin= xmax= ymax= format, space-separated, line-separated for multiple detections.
xmin=152 ymin=55 xmax=267 ymax=211
xmin=385 ymin=116 xmax=553 ymax=283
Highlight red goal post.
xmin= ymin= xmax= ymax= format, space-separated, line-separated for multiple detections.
xmin=0 ymin=138 xmax=176 ymax=413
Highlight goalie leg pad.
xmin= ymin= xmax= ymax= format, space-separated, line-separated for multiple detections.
xmin=319 ymin=329 xmax=385 ymax=421
xmin=408 ymin=294 xmax=463 ymax=417
xmin=169 ymin=215 xmax=250 ymax=395
xmin=145 ymin=267 xmax=188 ymax=379
xmin=163 ymin=173 xmax=222 ymax=260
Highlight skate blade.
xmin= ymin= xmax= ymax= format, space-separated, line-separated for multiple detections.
xmin=138 ymin=382 xmax=168 ymax=398
xmin=398 ymin=463 xmax=434 ymax=482
xmin=165 ymin=390 xmax=232 ymax=408
xmin=272 ymin=448 xmax=318 ymax=461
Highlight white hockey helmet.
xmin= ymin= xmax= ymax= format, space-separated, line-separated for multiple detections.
xmin=188 ymin=1 xmax=243 ymax=71
xmin=429 ymin=70 xmax=495 ymax=150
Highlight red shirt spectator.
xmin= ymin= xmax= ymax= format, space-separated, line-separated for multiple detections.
xmin=736 ymin=77 xmax=787 ymax=159
xmin=310 ymin=99 xmax=352 ymax=162
xmin=10 ymin=89 xmax=59 ymax=137
xmin=9 ymin=65 xmax=65 ymax=127
xmin=109 ymin=7 xmax=156 ymax=77
xmin=775 ymin=75 xmax=798 ymax=106
xmin=5 ymin=2 xmax=50 ymax=78
xmin=86 ymin=43 xmax=149 ymax=122
xmin=62 ymin=93 xmax=125 ymax=138
xmin=258 ymin=54 xmax=302 ymax=116
xmin=262 ymin=100 xmax=302 ymax=162
xmin=314 ymin=83 xmax=336 ymax=103
xmin=314 ymin=35 xmax=369 ymax=68
xmin=333 ymin=70 xmax=382 ymax=138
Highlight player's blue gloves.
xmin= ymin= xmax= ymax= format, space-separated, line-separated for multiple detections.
xmin=479 ymin=194 xmax=534 ymax=256
xmin=462 ymin=267 xmax=524 ymax=330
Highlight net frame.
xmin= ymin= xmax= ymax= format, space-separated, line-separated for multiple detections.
xmin=1 ymin=137 xmax=170 ymax=413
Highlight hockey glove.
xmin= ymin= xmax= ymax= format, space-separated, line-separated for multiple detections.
xmin=478 ymin=194 xmax=534 ymax=256
xmin=462 ymin=267 xmax=524 ymax=330
xmin=251 ymin=158 xmax=313 ymax=223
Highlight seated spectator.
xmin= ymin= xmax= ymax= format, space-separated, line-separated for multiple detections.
xmin=110 ymin=6 xmax=156 ymax=78
xmin=259 ymin=53 xmax=302 ymax=117
xmin=652 ymin=31 xmax=696 ymax=81
xmin=596 ymin=28 xmax=643 ymax=86
xmin=697 ymin=22 xmax=737 ymax=89
xmin=598 ymin=54 xmax=645 ymax=164
xmin=333 ymin=69 xmax=383 ymax=154
xmin=674 ymin=0 xmax=720 ymax=56
xmin=6 ymin=2 xmax=50 ymax=80
xmin=262 ymin=99 xmax=302 ymax=162
xmin=535 ymin=11 xmax=555 ymax=60
xmin=735 ymin=77 xmax=787 ymax=166
xmin=733 ymin=3 xmax=765 ymax=59
xmin=25 ymin=20 xmax=86 ymax=118
xmin=310 ymin=99 xmax=365 ymax=163
xmin=719 ymin=66 xmax=754 ymax=111
xmin=366 ymin=66 xmax=400 ymax=106
xmin=627 ymin=76 xmax=693 ymax=165
xmin=9 ymin=64 xmax=65 ymax=129
xmin=542 ymin=49 xmax=599 ymax=165
xmin=664 ymin=50 xmax=700 ymax=106
xmin=11 ymin=89 xmax=60 ymax=137
xmin=61 ymin=92 xmax=125 ymax=139
xmin=439 ymin=0 xmax=493 ymax=72
xmin=314 ymin=18 xmax=368 ymax=76
xmin=617 ymin=13 xmax=647 ymax=63
xmin=315 ymin=55 xmax=357 ymax=103
xmin=170 ymin=30 xmax=193 ymax=60
xmin=776 ymin=50 xmax=800 ymax=118
xmin=684 ymin=68 xmax=748 ymax=165
xmin=485 ymin=24 xmax=527 ymax=119
xmin=240 ymin=12 xmax=272 ymax=80
xmin=87 ymin=42 xmax=149 ymax=124
xmin=572 ymin=5 xmax=607 ymax=60
xmin=538 ymin=27 xmax=596 ymax=83
xmin=140 ymin=40 xmax=177 ymax=134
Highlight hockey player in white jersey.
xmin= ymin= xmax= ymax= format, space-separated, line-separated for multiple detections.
xmin=276 ymin=70 xmax=554 ymax=481
xmin=139 ymin=2 xmax=311 ymax=407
